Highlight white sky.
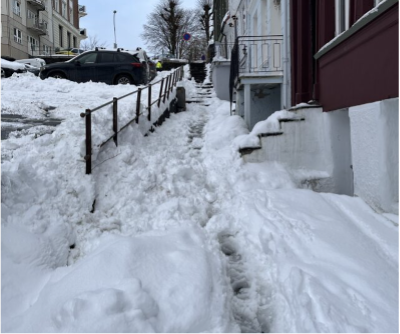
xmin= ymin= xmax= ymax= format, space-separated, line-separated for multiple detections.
xmin=79 ymin=0 xmax=199 ymax=53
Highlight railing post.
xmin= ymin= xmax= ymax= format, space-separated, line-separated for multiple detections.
xmin=148 ymin=84 xmax=152 ymax=121
xmin=170 ymin=73 xmax=174 ymax=93
xmin=163 ymin=77 xmax=169 ymax=103
xmin=165 ymin=75 xmax=171 ymax=100
xmin=172 ymin=71 xmax=176 ymax=91
xmin=136 ymin=88 xmax=142 ymax=124
xmin=167 ymin=74 xmax=172 ymax=100
xmin=84 ymin=109 xmax=92 ymax=175
xmin=158 ymin=78 xmax=164 ymax=107
xmin=112 ymin=97 xmax=118 ymax=146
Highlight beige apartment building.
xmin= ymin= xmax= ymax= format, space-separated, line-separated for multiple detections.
xmin=1 ymin=0 xmax=87 ymax=59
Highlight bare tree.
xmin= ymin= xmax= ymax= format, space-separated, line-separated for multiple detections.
xmin=198 ymin=0 xmax=212 ymax=43
xmin=80 ymin=35 xmax=108 ymax=51
xmin=142 ymin=0 xmax=197 ymax=58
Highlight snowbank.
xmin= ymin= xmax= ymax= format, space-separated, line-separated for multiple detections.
xmin=1 ymin=58 xmax=26 ymax=70
xmin=1 ymin=71 xmax=398 ymax=333
xmin=1 ymin=70 xmax=240 ymax=333
xmin=250 ymin=109 xmax=302 ymax=135
xmin=3 ymin=227 xmax=236 ymax=332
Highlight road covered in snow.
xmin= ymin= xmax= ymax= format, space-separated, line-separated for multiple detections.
xmin=1 ymin=68 xmax=398 ymax=332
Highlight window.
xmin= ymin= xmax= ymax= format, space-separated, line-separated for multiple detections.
xmin=77 ymin=53 xmax=97 ymax=64
xmin=335 ymin=0 xmax=350 ymax=35
xmin=27 ymin=10 xmax=36 ymax=19
xmin=69 ymin=0 xmax=73 ymax=22
xmin=43 ymin=44 xmax=51 ymax=55
xmin=62 ymin=0 xmax=67 ymax=18
xmin=28 ymin=36 xmax=39 ymax=52
xmin=99 ymin=53 xmax=115 ymax=63
xmin=14 ymin=28 xmax=22 ymax=43
xmin=42 ymin=20 xmax=48 ymax=34
xmin=67 ymin=31 xmax=71 ymax=48
xmin=53 ymin=0 xmax=59 ymax=12
xmin=73 ymin=36 xmax=77 ymax=48
xmin=374 ymin=0 xmax=384 ymax=6
xmin=59 ymin=25 xmax=63 ymax=47
xmin=13 ymin=0 xmax=21 ymax=16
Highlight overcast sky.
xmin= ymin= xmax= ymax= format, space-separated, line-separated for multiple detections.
xmin=79 ymin=0 xmax=199 ymax=54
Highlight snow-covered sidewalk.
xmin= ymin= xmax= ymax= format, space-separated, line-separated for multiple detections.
xmin=1 ymin=69 xmax=398 ymax=332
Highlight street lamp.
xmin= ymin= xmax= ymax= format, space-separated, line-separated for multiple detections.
xmin=113 ymin=10 xmax=117 ymax=49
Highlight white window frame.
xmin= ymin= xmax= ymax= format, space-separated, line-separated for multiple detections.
xmin=53 ymin=0 xmax=59 ymax=12
xmin=62 ymin=0 xmax=67 ymax=18
xmin=28 ymin=36 xmax=39 ymax=53
xmin=13 ymin=0 xmax=21 ymax=16
xmin=27 ymin=9 xmax=37 ymax=20
xmin=43 ymin=44 xmax=51 ymax=55
xmin=14 ymin=28 xmax=22 ymax=44
xmin=335 ymin=0 xmax=350 ymax=36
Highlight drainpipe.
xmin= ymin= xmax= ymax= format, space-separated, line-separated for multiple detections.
xmin=281 ymin=0 xmax=290 ymax=109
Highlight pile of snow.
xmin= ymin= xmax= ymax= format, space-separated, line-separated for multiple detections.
xmin=1 ymin=70 xmax=398 ymax=333
xmin=2 ymin=226 xmax=236 ymax=332
xmin=251 ymin=109 xmax=302 ymax=135
xmin=1 ymin=58 xmax=26 ymax=70
xmin=1 ymin=69 xmax=238 ymax=332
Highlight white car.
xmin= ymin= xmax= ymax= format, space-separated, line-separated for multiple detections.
xmin=1 ymin=58 xmax=27 ymax=77
xmin=16 ymin=58 xmax=46 ymax=69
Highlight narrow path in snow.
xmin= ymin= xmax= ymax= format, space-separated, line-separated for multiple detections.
xmin=69 ymin=78 xmax=267 ymax=332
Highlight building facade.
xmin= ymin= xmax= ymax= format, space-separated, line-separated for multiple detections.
xmin=1 ymin=0 xmax=87 ymax=59
xmin=250 ymin=0 xmax=397 ymax=214
xmin=212 ymin=0 xmax=291 ymax=129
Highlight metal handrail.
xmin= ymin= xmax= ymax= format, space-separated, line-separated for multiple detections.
xmin=81 ymin=66 xmax=184 ymax=174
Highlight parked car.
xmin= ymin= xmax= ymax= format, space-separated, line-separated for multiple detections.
xmin=128 ymin=48 xmax=157 ymax=83
xmin=1 ymin=58 xmax=27 ymax=77
xmin=55 ymin=48 xmax=85 ymax=55
xmin=24 ymin=64 xmax=40 ymax=76
xmin=16 ymin=58 xmax=46 ymax=68
xmin=39 ymin=49 xmax=147 ymax=85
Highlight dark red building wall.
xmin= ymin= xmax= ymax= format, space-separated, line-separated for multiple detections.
xmin=350 ymin=0 xmax=374 ymax=25
xmin=316 ymin=0 xmax=335 ymax=50
xmin=317 ymin=4 xmax=398 ymax=111
xmin=290 ymin=0 xmax=314 ymax=105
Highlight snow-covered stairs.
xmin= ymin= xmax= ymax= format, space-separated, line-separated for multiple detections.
xmin=189 ymin=62 xmax=207 ymax=83
xmin=239 ymin=108 xmax=337 ymax=193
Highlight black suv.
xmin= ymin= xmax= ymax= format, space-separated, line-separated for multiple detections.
xmin=39 ymin=49 xmax=147 ymax=85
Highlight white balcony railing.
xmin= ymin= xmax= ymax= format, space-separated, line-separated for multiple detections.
xmin=236 ymin=35 xmax=283 ymax=75
xmin=26 ymin=18 xmax=47 ymax=35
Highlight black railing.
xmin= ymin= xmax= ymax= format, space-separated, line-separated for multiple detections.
xmin=80 ymin=67 xmax=184 ymax=175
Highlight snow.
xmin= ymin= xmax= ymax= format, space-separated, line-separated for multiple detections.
xmin=1 ymin=58 xmax=26 ymax=70
xmin=250 ymin=109 xmax=302 ymax=135
xmin=1 ymin=68 xmax=398 ymax=332
xmin=221 ymin=11 xmax=231 ymax=28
